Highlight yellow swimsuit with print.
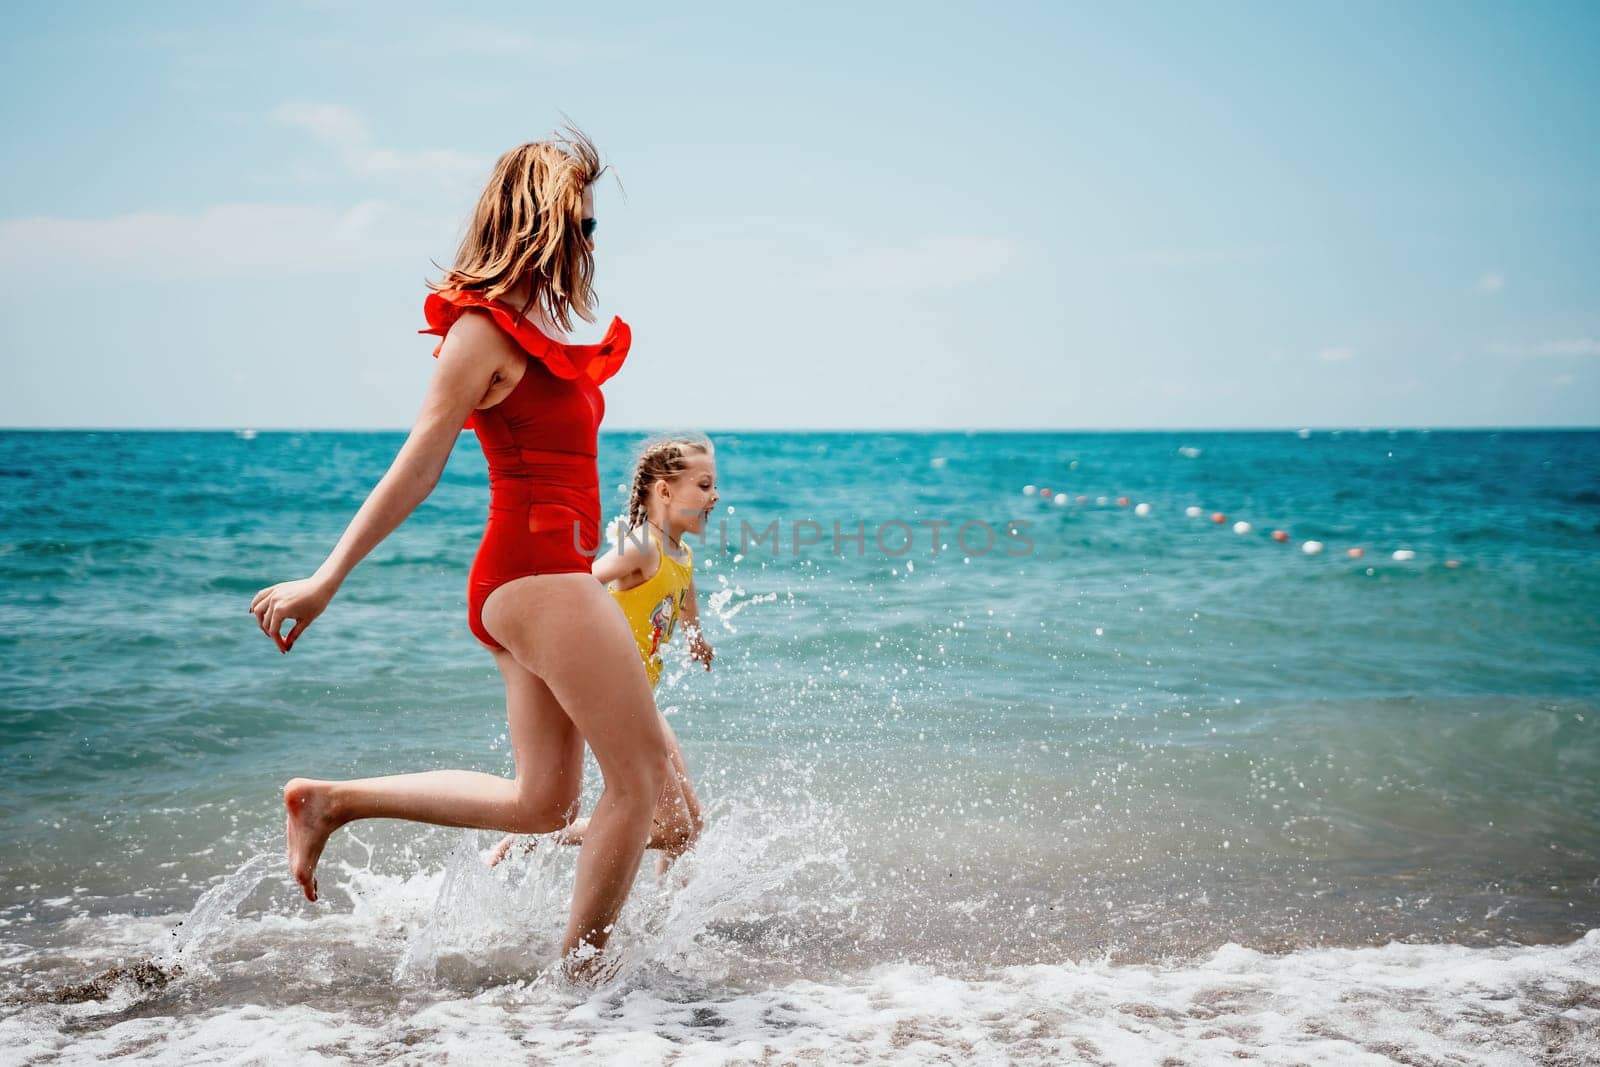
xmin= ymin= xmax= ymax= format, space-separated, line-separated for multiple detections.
xmin=609 ymin=528 xmax=694 ymax=688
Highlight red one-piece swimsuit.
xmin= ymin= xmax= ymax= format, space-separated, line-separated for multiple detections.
xmin=419 ymin=289 xmax=632 ymax=650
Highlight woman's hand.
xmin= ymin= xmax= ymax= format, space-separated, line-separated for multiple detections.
xmin=244 ymin=313 xmax=506 ymax=656
xmin=250 ymin=575 xmax=336 ymax=653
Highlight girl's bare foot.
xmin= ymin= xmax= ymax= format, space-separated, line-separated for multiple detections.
xmin=490 ymin=820 xmax=586 ymax=867
xmin=488 ymin=833 xmax=520 ymax=868
xmin=282 ymin=778 xmax=340 ymax=902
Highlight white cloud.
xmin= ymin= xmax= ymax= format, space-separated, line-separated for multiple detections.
xmin=1316 ymin=346 xmax=1355 ymax=362
xmin=0 ymin=201 xmax=427 ymax=280
xmin=272 ymin=100 xmax=484 ymax=186
xmin=1473 ymin=271 xmax=1505 ymax=295
xmin=1489 ymin=338 xmax=1600 ymax=358
xmin=1541 ymin=338 xmax=1600 ymax=356
xmin=0 ymin=103 xmax=477 ymax=284
xmin=273 ymin=100 xmax=367 ymax=146
xmin=812 ymin=236 xmax=1019 ymax=290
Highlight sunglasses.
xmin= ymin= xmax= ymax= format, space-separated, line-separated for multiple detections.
xmin=581 ymin=217 xmax=597 ymax=240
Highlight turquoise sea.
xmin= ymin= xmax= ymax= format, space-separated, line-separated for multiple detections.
xmin=2 ymin=428 xmax=1598 ymax=1063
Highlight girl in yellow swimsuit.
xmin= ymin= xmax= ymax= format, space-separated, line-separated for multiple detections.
xmin=493 ymin=435 xmax=717 ymax=873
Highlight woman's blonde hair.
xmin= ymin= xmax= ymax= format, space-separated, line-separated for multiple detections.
xmin=628 ymin=435 xmax=715 ymax=531
xmin=433 ymin=125 xmax=607 ymax=332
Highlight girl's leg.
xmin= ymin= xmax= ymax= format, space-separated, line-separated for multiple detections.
xmin=283 ymin=655 xmax=585 ymax=902
xmin=479 ymin=573 xmax=668 ymax=961
xmin=517 ymin=712 xmax=702 ymax=867
xmin=653 ymin=716 xmax=703 ymax=873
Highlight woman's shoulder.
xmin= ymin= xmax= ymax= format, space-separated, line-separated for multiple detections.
xmin=426 ymin=305 xmax=525 ymax=389
xmin=439 ymin=304 xmax=516 ymax=346
xmin=420 ymin=288 xmax=631 ymax=387
xmin=419 ymin=289 xmax=514 ymax=362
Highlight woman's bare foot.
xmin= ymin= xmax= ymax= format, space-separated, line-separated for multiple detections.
xmin=282 ymin=778 xmax=340 ymax=902
xmin=557 ymin=945 xmax=621 ymax=988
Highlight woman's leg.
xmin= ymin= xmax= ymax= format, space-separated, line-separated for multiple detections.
xmin=479 ymin=573 xmax=668 ymax=962
xmin=282 ymin=653 xmax=585 ymax=901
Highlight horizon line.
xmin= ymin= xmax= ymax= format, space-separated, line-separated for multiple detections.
xmin=2 ymin=424 xmax=1597 ymax=435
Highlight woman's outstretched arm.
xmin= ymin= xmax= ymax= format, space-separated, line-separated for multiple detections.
xmin=249 ymin=314 xmax=504 ymax=651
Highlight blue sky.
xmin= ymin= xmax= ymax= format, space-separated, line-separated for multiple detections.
xmin=1 ymin=1 xmax=1596 ymax=429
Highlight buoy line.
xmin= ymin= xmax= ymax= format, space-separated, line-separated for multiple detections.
xmin=1021 ymin=485 xmax=1461 ymax=568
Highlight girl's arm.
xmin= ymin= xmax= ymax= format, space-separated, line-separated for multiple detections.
xmin=682 ymin=576 xmax=713 ymax=670
xmin=249 ymin=315 xmax=504 ymax=652
xmin=591 ymin=542 xmax=643 ymax=587
xmin=594 ymin=522 xmax=658 ymax=588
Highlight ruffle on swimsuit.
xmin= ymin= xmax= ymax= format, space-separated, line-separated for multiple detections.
xmin=419 ymin=288 xmax=631 ymax=384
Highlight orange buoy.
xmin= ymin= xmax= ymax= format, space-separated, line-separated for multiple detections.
xmin=1116 ymin=496 xmax=1130 ymax=507
xmin=1346 ymin=547 xmax=1365 ymax=559
xmin=1445 ymin=559 xmax=1461 ymax=568
xmin=1211 ymin=512 xmax=1227 ymax=524
xmin=1271 ymin=529 xmax=1289 ymax=542
xmin=1075 ymin=495 xmax=1088 ymax=504
xmin=1041 ymin=488 xmax=1053 ymax=498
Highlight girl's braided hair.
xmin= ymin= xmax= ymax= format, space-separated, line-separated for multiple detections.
xmin=627 ymin=434 xmax=714 ymax=532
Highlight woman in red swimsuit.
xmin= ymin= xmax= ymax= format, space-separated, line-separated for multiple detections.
xmin=248 ymin=128 xmax=668 ymax=977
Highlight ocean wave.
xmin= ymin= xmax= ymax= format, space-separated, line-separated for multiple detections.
xmin=5 ymin=925 xmax=1595 ymax=1064
xmin=4 ymin=791 xmax=1597 ymax=1065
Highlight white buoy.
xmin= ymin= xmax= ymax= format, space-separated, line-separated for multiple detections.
xmin=1053 ymin=493 xmax=1068 ymax=507
xmin=1185 ymin=506 xmax=1203 ymax=518
xmin=1095 ymin=496 xmax=1109 ymax=506
xmin=1233 ymin=521 xmax=1252 ymax=535
xmin=1302 ymin=540 xmax=1324 ymax=555
xmin=1023 ymin=484 xmax=1037 ymax=496
xmin=1134 ymin=502 xmax=1151 ymax=517
xmin=1392 ymin=549 xmax=1416 ymax=561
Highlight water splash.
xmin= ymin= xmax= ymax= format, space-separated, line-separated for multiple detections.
xmin=163 ymin=852 xmax=276 ymax=966
xmin=602 ymin=787 xmax=854 ymax=988
xmin=706 ymin=575 xmax=779 ymax=633
xmin=5 ymin=853 xmax=276 ymax=1008
xmin=388 ymin=785 xmax=853 ymax=992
